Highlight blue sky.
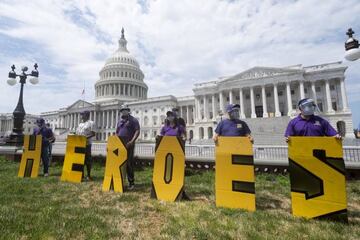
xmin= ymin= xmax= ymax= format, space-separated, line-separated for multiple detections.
xmin=0 ymin=0 xmax=359 ymax=127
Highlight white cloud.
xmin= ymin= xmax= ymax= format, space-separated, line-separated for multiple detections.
xmin=0 ymin=0 xmax=359 ymax=124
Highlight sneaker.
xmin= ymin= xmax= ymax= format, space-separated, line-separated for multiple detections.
xmin=128 ymin=183 xmax=135 ymax=190
xmin=44 ymin=173 xmax=49 ymax=177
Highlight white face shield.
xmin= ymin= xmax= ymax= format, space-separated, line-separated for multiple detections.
xmin=299 ymin=99 xmax=317 ymax=116
xmin=229 ymin=108 xmax=240 ymax=119
xmin=120 ymin=109 xmax=130 ymax=119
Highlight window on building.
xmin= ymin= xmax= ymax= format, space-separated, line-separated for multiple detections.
xmin=226 ymin=97 xmax=229 ymax=102
xmin=117 ymin=71 xmax=119 ymax=77
xmin=245 ymin=95 xmax=250 ymax=100
xmin=208 ymin=98 xmax=212 ymax=103
xmin=236 ymin=96 xmax=240 ymax=100
xmin=161 ymin=108 xmax=164 ymax=112
xmin=152 ymin=116 xmax=157 ymax=126
xmin=278 ymin=91 xmax=283 ymax=96
xmin=332 ymin=102 xmax=337 ymax=111
xmin=318 ymin=102 xmax=323 ymax=112
xmin=121 ymin=72 xmax=123 ymax=77
xmin=316 ymin=86 xmax=321 ymax=92
xmin=125 ymin=72 xmax=127 ymax=77
xmin=304 ymin=88 xmax=308 ymax=94
xmin=291 ymin=90 xmax=295 ymax=95
xmin=330 ymin=85 xmax=335 ymax=91
xmin=266 ymin=92 xmax=271 ymax=98
xmin=154 ymin=109 xmax=157 ymax=112
xmin=145 ymin=110 xmax=147 ymax=113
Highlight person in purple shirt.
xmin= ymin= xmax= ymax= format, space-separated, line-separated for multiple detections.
xmin=284 ymin=98 xmax=341 ymax=142
xmin=33 ymin=118 xmax=55 ymax=177
xmin=160 ymin=111 xmax=186 ymax=140
xmin=213 ymin=104 xmax=253 ymax=144
xmin=116 ymin=105 xmax=140 ymax=190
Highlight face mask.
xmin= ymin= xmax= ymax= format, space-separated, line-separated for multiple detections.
xmin=300 ymin=103 xmax=316 ymax=116
xmin=167 ymin=116 xmax=175 ymax=122
xmin=229 ymin=110 xmax=240 ymax=120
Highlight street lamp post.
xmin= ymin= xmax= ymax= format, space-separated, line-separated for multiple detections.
xmin=6 ymin=63 xmax=39 ymax=146
xmin=344 ymin=28 xmax=360 ymax=61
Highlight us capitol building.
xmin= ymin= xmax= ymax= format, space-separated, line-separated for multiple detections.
xmin=1 ymin=29 xmax=354 ymax=144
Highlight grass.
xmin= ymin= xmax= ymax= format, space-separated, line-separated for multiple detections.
xmin=0 ymin=158 xmax=359 ymax=240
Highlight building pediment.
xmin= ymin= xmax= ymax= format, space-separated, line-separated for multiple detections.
xmin=225 ymin=66 xmax=303 ymax=81
xmin=67 ymin=99 xmax=94 ymax=111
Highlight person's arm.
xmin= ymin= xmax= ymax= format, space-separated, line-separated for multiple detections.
xmin=213 ymin=122 xmax=222 ymax=144
xmin=87 ymin=122 xmax=96 ymax=139
xmin=126 ymin=119 xmax=140 ymax=148
xmin=179 ymin=126 xmax=186 ymax=141
xmin=284 ymin=121 xmax=294 ymax=143
xmin=323 ymin=120 xmax=341 ymax=139
xmin=242 ymin=122 xmax=253 ymax=144
xmin=160 ymin=126 xmax=165 ymax=136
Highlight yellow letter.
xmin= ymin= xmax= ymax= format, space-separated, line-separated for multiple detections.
xmin=215 ymin=137 xmax=255 ymax=211
xmin=102 ymin=136 xmax=128 ymax=192
xmin=18 ymin=135 xmax=42 ymax=178
xmin=289 ymin=137 xmax=347 ymax=221
xmin=60 ymin=135 xmax=87 ymax=183
xmin=151 ymin=136 xmax=185 ymax=201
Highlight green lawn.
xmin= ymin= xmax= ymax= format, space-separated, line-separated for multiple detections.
xmin=0 ymin=158 xmax=359 ymax=240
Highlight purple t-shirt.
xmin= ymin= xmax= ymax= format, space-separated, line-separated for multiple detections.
xmin=33 ymin=127 xmax=53 ymax=146
xmin=215 ymin=119 xmax=251 ymax=136
xmin=160 ymin=124 xmax=185 ymax=136
xmin=284 ymin=115 xmax=337 ymax=137
xmin=116 ymin=115 xmax=140 ymax=142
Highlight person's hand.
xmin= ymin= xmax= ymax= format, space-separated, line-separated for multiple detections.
xmin=335 ymin=134 xmax=342 ymax=140
xmin=126 ymin=141 xmax=134 ymax=148
xmin=248 ymin=135 xmax=254 ymax=144
xmin=213 ymin=135 xmax=219 ymax=146
xmin=285 ymin=137 xmax=290 ymax=143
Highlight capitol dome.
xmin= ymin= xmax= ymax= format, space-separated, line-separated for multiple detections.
xmin=95 ymin=28 xmax=148 ymax=102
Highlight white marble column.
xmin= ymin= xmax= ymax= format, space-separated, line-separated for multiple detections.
xmin=311 ymin=81 xmax=317 ymax=105
xmin=116 ymin=109 xmax=119 ymax=126
xmin=299 ymin=81 xmax=305 ymax=99
xmin=261 ymin=85 xmax=268 ymax=118
xmin=273 ymin=84 xmax=281 ymax=117
xmin=203 ymin=95 xmax=208 ymax=121
xmin=110 ymin=110 xmax=113 ymax=128
xmin=107 ymin=110 xmax=110 ymax=128
xmin=325 ymin=80 xmax=335 ymax=114
xmin=239 ymin=88 xmax=245 ymax=119
xmin=197 ymin=97 xmax=202 ymax=120
xmin=70 ymin=114 xmax=73 ymax=130
xmin=229 ymin=90 xmax=233 ymax=104
xmin=340 ymin=78 xmax=349 ymax=112
xmin=186 ymin=105 xmax=190 ymax=124
xmin=180 ymin=106 xmax=183 ymax=119
xmin=286 ymin=82 xmax=293 ymax=116
xmin=219 ymin=91 xmax=224 ymax=114
xmin=102 ymin=111 xmax=105 ymax=129
xmin=250 ymin=87 xmax=256 ymax=118
xmin=211 ymin=94 xmax=216 ymax=120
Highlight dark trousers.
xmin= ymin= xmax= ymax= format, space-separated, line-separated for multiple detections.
xmin=83 ymin=144 xmax=92 ymax=177
xmin=126 ymin=145 xmax=135 ymax=184
xmin=41 ymin=144 xmax=50 ymax=174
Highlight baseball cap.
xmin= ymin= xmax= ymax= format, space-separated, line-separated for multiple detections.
xmin=226 ymin=104 xmax=240 ymax=113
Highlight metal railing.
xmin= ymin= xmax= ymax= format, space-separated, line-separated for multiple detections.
xmin=48 ymin=142 xmax=360 ymax=169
